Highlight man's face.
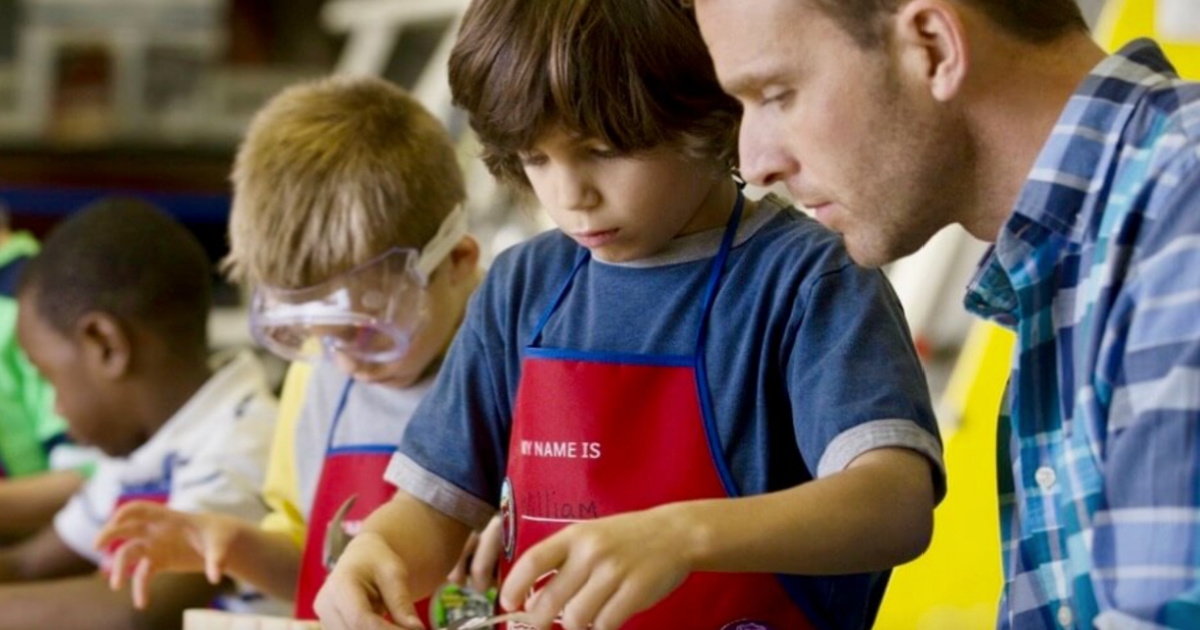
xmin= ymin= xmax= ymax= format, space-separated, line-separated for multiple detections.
xmin=696 ymin=0 xmax=971 ymax=266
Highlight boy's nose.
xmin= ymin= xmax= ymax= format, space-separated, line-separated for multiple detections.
xmin=555 ymin=178 xmax=600 ymax=211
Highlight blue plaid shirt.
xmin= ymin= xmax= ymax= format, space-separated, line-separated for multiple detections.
xmin=966 ymin=40 xmax=1200 ymax=630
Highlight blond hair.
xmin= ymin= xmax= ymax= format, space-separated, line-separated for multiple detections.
xmin=225 ymin=76 xmax=465 ymax=288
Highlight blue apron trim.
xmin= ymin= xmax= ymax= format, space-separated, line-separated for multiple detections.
xmin=530 ymin=250 xmax=590 ymax=347
xmin=524 ymin=347 xmax=692 ymax=368
xmin=694 ymin=191 xmax=744 ymax=499
xmin=325 ymin=445 xmax=399 ymax=456
xmin=324 ymin=378 xmax=356 ymax=455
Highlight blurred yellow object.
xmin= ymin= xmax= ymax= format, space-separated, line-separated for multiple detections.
xmin=183 ymin=610 xmax=318 ymax=630
xmin=1096 ymin=0 xmax=1200 ymax=78
xmin=260 ymin=361 xmax=315 ymax=548
xmin=874 ymin=322 xmax=1014 ymax=629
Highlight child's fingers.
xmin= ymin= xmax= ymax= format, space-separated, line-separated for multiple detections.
xmin=521 ymin=556 xmax=588 ymax=630
xmin=469 ymin=517 xmax=503 ymax=592
xmin=107 ymin=541 xmax=143 ymax=591
xmin=500 ymin=536 xmax=568 ymax=613
xmin=314 ymin=573 xmax=410 ymax=630
xmin=372 ymin=564 xmax=426 ymax=630
xmin=94 ymin=519 xmax=147 ymax=551
xmin=446 ymin=530 xmax=479 ymax=586
xmin=591 ymin=577 xmax=654 ymax=630
xmin=202 ymin=522 xmax=236 ymax=584
xmin=556 ymin=570 xmax=620 ymax=630
xmin=204 ymin=550 xmax=223 ymax=585
xmin=132 ymin=555 xmax=157 ymax=610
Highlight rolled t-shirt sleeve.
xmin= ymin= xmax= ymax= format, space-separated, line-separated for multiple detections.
xmin=788 ymin=264 xmax=945 ymax=501
xmin=169 ymin=396 xmax=277 ymax=521
xmin=53 ymin=460 xmax=121 ymax=565
xmin=386 ymin=314 xmax=510 ymax=531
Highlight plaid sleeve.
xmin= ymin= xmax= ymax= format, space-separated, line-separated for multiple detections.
xmin=1090 ymin=156 xmax=1200 ymax=627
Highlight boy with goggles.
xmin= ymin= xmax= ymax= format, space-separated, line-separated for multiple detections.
xmin=95 ymin=77 xmax=493 ymax=626
xmin=250 ymin=206 xmax=468 ymax=368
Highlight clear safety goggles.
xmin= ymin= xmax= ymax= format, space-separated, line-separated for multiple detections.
xmin=249 ymin=205 xmax=468 ymax=364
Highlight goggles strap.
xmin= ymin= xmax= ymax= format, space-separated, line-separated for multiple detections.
xmin=415 ymin=204 xmax=469 ymax=280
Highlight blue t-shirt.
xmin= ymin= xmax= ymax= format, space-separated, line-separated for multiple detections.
xmin=386 ymin=195 xmax=944 ymax=629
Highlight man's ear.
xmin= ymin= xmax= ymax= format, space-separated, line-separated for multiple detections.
xmin=445 ymin=236 xmax=482 ymax=285
xmin=76 ymin=312 xmax=132 ymax=380
xmin=891 ymin=0 xmax=969 ymax=102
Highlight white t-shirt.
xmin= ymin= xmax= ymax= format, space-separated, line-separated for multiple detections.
xmin=53 ymin=350 xmax=285 ymax=614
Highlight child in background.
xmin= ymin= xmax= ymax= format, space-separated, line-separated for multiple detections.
xmin=96 ymin=77 xmax=492 ymax=626
xmin=0 ymin=204 xmax=89 ymax=542
xmin=0 ymin=198 xmax=281 ymax=630
xmin=316 ymin=1 xmax=945 ymax=629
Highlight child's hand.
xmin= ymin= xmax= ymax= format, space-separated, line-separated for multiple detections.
xmin=314 ymin=531 xmax=425 ymax=630
xmin=446 ymin=514 xmax=503 ymax=593
xmin=93 ymin=501 xmax=243 ymax=609
xmin=500 ymin=505 xmax=695 ymax=630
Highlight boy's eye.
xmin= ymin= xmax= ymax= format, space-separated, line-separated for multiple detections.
xmin=518 ymin=153 xmax=548 ymax=168
xmin=587 ymin=146 xmax=619 ymax=159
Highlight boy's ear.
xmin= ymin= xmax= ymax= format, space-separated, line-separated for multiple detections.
xmin=75 ymin=312 xmax=132 ymax=380
xmin=445 ymin=236 xmax=482 ymax=284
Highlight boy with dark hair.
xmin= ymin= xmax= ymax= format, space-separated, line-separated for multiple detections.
xmin=0 ymin=198 xmax=280 ymax=629
xmin=317 ymin=1 xmax=945 ymax=629
xmin=0 ymin=203 xmax=86 ymax=542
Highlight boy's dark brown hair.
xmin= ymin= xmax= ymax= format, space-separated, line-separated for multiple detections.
xmin=804 ymin=0 xmax=1088 ymax=48
xmin=449 ymin=0 xmax=740 ymax=187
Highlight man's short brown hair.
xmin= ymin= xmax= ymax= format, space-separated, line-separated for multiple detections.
xmin=226 ymin=76 xmax=465 ymax=289
xmin=807 ymin=0 xmax=1088 ymax=48
xmin=449 ymin=0 xmax=740 ymax=187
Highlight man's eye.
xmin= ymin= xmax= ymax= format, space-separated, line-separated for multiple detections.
xmin=762 ymin=89 xmax=794 ymax=108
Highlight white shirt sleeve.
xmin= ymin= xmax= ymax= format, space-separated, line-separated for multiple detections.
xmin=52 ymin=459 xmax=123 ymax=565
xmin=168 ymin=390 xmax=277 ymax=521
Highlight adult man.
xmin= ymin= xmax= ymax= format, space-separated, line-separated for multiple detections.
xmin=695 ymin=0 xmax=1200 ymax=628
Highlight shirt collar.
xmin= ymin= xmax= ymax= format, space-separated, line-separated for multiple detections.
xmin=965 ymin=39 xmax=1178 ymax=322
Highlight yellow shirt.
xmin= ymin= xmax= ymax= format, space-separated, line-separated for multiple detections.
xmin=259 ymin=362 xmax=314 ymax=548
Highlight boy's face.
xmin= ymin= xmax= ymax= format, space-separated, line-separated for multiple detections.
xmin=255 ymin=237 xmax=477 ymax=389
xmin=696 ymin=0 xmax=971 ymax=267
xmin=519 ymin=127 xmax=734 ymax=263
xmin=16 ymin=295 xmax=130 ymax=456
xmin=330 ymin=262 xmax=462 ymax=388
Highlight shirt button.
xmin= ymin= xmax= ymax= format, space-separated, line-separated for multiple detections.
xmin=1057 ymin=605 xmax=1073 ymax=628
xmin=1036 ymin=466 xmax=1057 ymax=490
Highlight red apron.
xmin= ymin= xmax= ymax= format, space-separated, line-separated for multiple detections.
xmin=294 ymin=381 xmax=430 ymax=622
xmin=499 ymin=192 xmax=821 ymax=630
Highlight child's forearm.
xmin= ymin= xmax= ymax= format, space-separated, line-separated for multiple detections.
xmin=682 ymin=447 xmax=936 ymax=575
xmin=360 ymin=491 xmax=473 ymax=600
xmin=221 ymin=527 xmax=304 ymax=602
xmin=0 ymin=472 xmax=85 ymax=541
xmin=0 ymin=572 xmax=218 ymax=630
xmin=0 ymin=527 xmax=93 ymax=584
